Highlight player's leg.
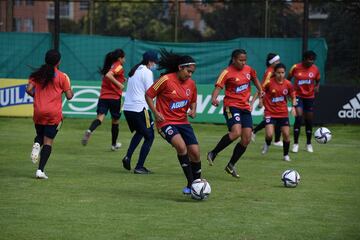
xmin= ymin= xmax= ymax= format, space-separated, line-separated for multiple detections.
xmin=36 ymin=125 xmax=58 ymax=179
xmin=31 ymin=124 xmax=44 ymax=163
xmin=180 ymin=124 xmax=201 ymax=180
xmin=225 ymin=110 xmax=253 ymax=178
xmin=304 ymin=98 xmax=315 ymax=152
xmin=110 ymin=99 xmax=121 ymax=150
xmin=207 ymin=107 xmax=241 ymax=165
xmin=281 ymin=118 xmax=291 ymax=161
xmin=273 ymin=123 xmax=283 ymax=147
xmin=82 ymin=98 xmax=107 ymax=146
xmin=262 ymin=121 xmax=274 ymax=155
xmin=292 ymin=98 xmax=303 ymax=153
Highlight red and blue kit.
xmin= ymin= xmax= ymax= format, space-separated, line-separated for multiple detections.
xmin=100 ymin=61 xmax=125 ymax=99
xmin=288 ymin=63 xmax=320 ymax=99
xmin=146 ymin=73 xmax=197 ymax=129
xmin=29 ymin=68 xmax=71 ymax=125
xmin=215 ymin=64 xmax=257 ymax=111
xmin=263 ymin=77 xmax=295 ymax=118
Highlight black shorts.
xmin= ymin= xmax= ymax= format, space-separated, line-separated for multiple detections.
xmin=158 ymin=124 xmax=198 ymax=145
xmin=264 ymin=117 xmax=290 ymax=127
xmin=96 ymin=98 xmax=121 ymax=119
xmin=224 ymin=106 xmax=253 ymax=131
xmin=35 ymin=123 xmax=60 ymax=139
xmin=124 ymin=109 xmax=154 ymax=136
xmin=296 ymin=97 xmax=314 ymax=112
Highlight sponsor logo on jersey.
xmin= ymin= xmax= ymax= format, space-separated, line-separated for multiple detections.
xmin=298 ymin=79 xmax=311 ymax=85
xmin=272 ymin=96 xmax=284 ymax=103
xmin=235 ymin=83 xmax=249 ymax=93
xmin=283 ymin=89 xmax=288 ymax=95
xmin=170 ymin=100 xmax=189 ymax=110
xmin=0 ymin=84 xmax=33 ymax=107
xmin=338 ymin=92 xmax=360 ymax=119
xmin=186 ymin=89 xmax=191 ymax=96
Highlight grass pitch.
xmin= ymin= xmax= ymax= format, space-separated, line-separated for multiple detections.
xmin=0 ymin=117 xmax=359 ymax=240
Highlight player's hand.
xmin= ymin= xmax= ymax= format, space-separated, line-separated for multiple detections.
xmin=211 ymin=98 xmax=219 ymax=107
xmin=155 ymin=112 xmax=165 ymax=122
xmin=188 ymin=109 xmax=196 ymax=119
xmin=314 ymin=85 xmax=320 ymax=93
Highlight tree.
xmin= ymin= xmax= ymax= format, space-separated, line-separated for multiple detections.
xmin=322 ymin=2 xmax=360 ymax=85
xmin=200 ymin=1 xmax=301 ymax=40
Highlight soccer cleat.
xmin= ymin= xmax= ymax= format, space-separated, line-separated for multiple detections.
xmin=81 ymin=130 xmax=91 ymax=146
xmin=134 ymin=167 xmax=152 ymax=174
xmin=306 ymin=144 xmax=314 ymax=153
xmin=122 ymin=156 xmax=131 ymax=171
xmin=35 ymin=169 xmax=48 ymax=179
xmin=251 ymin=132 xmax=256 ymax=142
xmin=111 ymin=142 xmax=122 ymax=151
xmin=261 ymin=143 xmax=269 ymax=155
xmin=225 ymin=163 xmax=240 ymax=178
xmin=292 ymin=144 xmax=299 ymax=153
xmin=273 ymin=141 xmax=283 ymax=147
xmin=207 ymin=151 xmax=217 ymax=166
xmin=30 ymin=142 xmax=41 ymax=164
xmin=284 ymin=155 xmax=291 ymax=162
xmin=182 ymin=186 xmax=191 ymax=195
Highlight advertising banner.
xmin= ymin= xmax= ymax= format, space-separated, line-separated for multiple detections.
xmin=1 ymin=79 xmax=298 ymax=124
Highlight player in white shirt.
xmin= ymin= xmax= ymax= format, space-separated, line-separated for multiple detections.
xmin=122 ymin=50 xmax=158 ymax=174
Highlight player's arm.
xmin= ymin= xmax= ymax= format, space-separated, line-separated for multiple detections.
xmin=211 ymin=86 xmax=222 ymax=107
xmin=188 ymin=102 xmax=197 ymax=119
xmin=105 ymin=71 xmax=124 ymax=90
xmin=63 ymin=73 xmax=74 ymax=100
xmin=145 ymin=94 xmax=164 ymax=122
xmin=26 ymin=82 xmax=35 ymax=97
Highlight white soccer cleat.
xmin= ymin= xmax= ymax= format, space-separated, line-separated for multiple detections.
xmin=292 ymin=144 xmax=299 ymax=153
xmin=284 ymin=155 xmax=291 ymax=162
xmin=31 ymin=142 xmax=41 ymax=164
xmin=261 ymin=143 xmax=269 ymax=154
xmin=273 ymin=141 xmax=283 ymax=147
xmin=251 ymin=132 xmax=256 ymax=143
xmin=306 ymin=144 xmax=314 ymax=153
xmin=35 ymin=169 xmax=48 ymax=179
xmin=111 ymin=142 xmax=122 ymax=151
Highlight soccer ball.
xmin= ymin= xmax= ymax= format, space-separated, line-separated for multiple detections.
xmin=281 ymin=169 xmax=301 ymax=188
xmin=191 ymin=179 xmax=211 ymax=200
xmin=314 ymin=127 xmax=332 ymax=144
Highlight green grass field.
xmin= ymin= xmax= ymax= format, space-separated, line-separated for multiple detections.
xmin=0 ymin=117 xmax=359 ymax=240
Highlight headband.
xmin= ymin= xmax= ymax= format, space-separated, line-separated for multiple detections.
xmin=179 ymin=62 xmax=196 ymax=67
xmin=268 ymin=55 xmax=280 ymax=65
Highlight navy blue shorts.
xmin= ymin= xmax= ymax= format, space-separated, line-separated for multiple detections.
xmin=264 ymin=117 xmax=290 ymax=127
xmin=124 ymin=109 xmax=154 ymax=137
xmin=35 ymin=123 xmax=60 ymax=139
xmin=159 ymin=124 xmax=198 ymax=145
xmin=96 ymin=98 xmax=121 ymax=119
xmin=296 ymin=97 xmax=314 ymax=112
xmin=224 ymin=106 xmax=253 ymax=131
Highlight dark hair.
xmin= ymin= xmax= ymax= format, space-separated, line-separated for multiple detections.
xmin=29 ymin=49 xmax=61 ymax=88
xmin=274 ymin=63 xmax=286 ymax=72
xmin=302 ymin=50 xmax=317 ymax=61
xmin=100 ymin=49 xmax=125 ymax=75
xmin=128 ymin=50 xmax=158 ymax=77
xmin=158 ymin=48 xmax=195 ymax=75
xmin=266 ymin=53 xmax=278 ymax=67
xmin=228 ymin=49 xmax=247 ymax=66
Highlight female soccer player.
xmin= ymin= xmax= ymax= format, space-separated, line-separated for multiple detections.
xmin=26 ymin=49 xmax=73 ymax=179
xmin=145 ymin=49 xmax=201 ymax=194
xmin=251 ymin=53 xmax=283 ymax=146
xmin=288 ymin=50 xmax=320 ymax=153
xmin=82 ymin=49 xmax=126 ymax=150
xmin=121 ymin=50 xmax=158 ymax=174
xmin=261 ymin=63 xmax=297 ymax=161
xmin=207 ymin=49 xmax=263 ymax=178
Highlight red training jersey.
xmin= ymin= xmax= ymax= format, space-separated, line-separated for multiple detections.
xmin=215 ymin=64 xmax=257 ymax=111
xmin=288 ymin=63 xmax=320 ymax=99
xmin=99 ymin=61 xmax=126 ymax=99
xmin=263 ymin=77 xmax=295 ymax=118
xmin=146 ymin=73 xmax=197 ymax=129
xmin=29 ymin=68 xmax=71 ymax=125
